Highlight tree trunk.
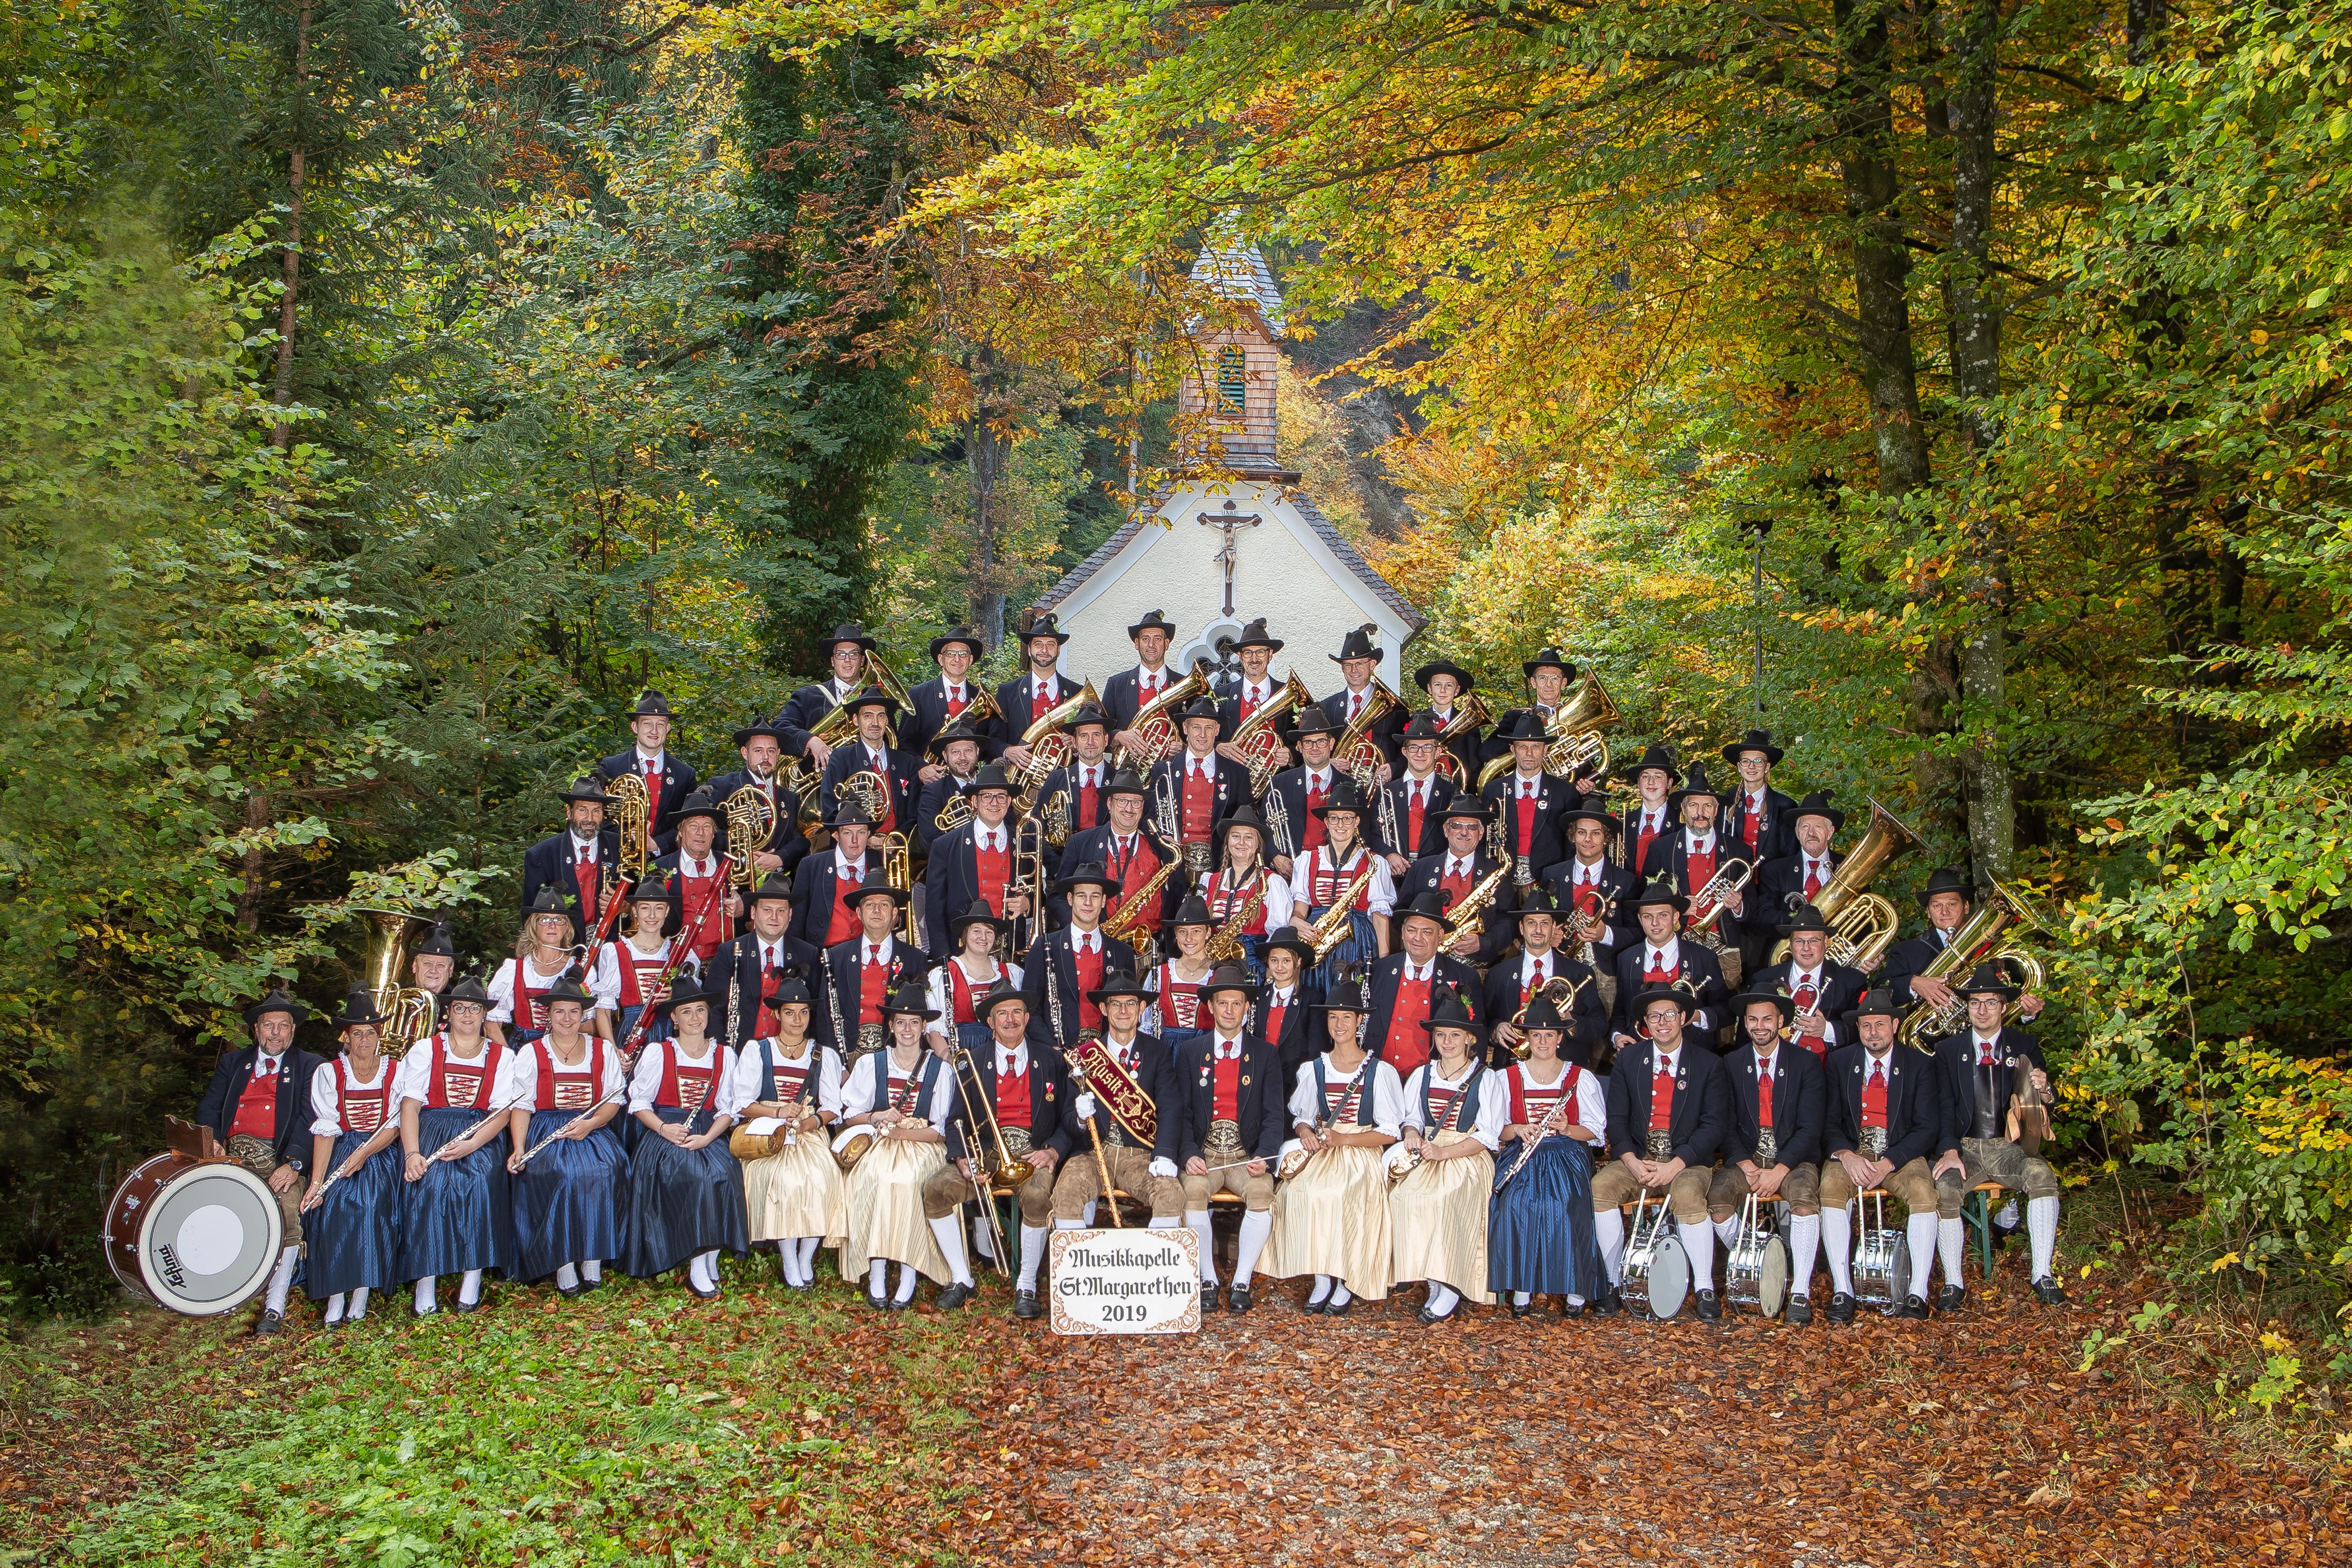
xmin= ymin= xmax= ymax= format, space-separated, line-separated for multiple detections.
xmin=236 ymin=787 xmax=270 ymax=934
xmin=965 ymin=347 xmax=1009 ymax=649
xmin=1832 ymin=0 xmax=1955 ymax=828
xmin=269 ymin=1 xmax=312 ymax=451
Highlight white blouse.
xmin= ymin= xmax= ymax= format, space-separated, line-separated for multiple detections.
xmin=307 ymin=1057 xmax=393 ymax=1137
xmin=392 ymin=1035 xmax=501 ymax=1106
xmin=1284 ymin=1056 xmax=1408 ymax=1139
xmin=1400 ymin=1061 xmax=1508 ymax=1152
xmin=497 ymin=1037 xmax=628 ymax=1108
xmin=727 ymin=1038 xmax=847 ymax=1118
xmin=839 ymin=1050 xmax=954 ymax=1134
xmin=1284 ymin=843 xmax=1398 ymax=917
xmin=1508 ymin=1060 xmax=1609 ymax=1144
xmin=626 ymin=1038 xmax=746 ymax=1116
xmin=486 ymin=954 xmax=577 ymax=1023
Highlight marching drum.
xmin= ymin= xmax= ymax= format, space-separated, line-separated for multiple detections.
xmin=1724 ymin=1194 xmax=1790 ymax=1319
xmin=1850 ymin=1190 xmax=1911 ymax=1314
xmin=1619 ymin=1196 xmax=1690 ymax=1321
xmin=101 ymin=1148 xmax=283 ymax=1316
xmin=830 ymin=1125 xmax=879 ymax=1171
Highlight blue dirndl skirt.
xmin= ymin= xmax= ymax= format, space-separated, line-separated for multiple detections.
xmin=1488 ymin=1134 xmax=1601 ymax=1298
xmin=511 ymin=1110 xmax=627 ymax=1281
xmin=1305 ymin=906 xmax=1376 ymax=990
xmin=304 ymin=1132 xmax=403 ymax=1299
xmin=620 ymin=1106 xmax=748 ymax=1278
xmin=400 ymin=1106 xmax=518 ymax=1280
xmin=614 ymin=1003 xmax=674 ymax=1050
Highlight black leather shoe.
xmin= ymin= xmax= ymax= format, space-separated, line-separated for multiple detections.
xmin=1415 ymin=1306 xmax=1452 ymax=1325
xmin=1693 ymin=1289 xmax=1722 ymax=1323
xmin=1936 ymin=1284 xmax=1966 ymax=1314
xmin=1896 ymin=1294 xmax=1929 ymax=1320
xmin=1199 ymin=1282 xmax=1220 ymax=1313
xmin=688 ymin=1282 xmax=720 ymax=1302
xmin=1323 ymin=1295 xmax=1352 ymax=1318
xmin=254 ymin=1310 xmax=283 ymax=1337
xmin=866 ymin=1291 xmax=890 ymax=1312
xmin=1013 ymin=1289 xmax=1043 ymax=1320
xmin=886 ymin=1294 xmax=912 ymax=1311
xmin=2031 ymin=1276 xmax=2071 ymax=1306
xmin=1509 ymin=1300 xmax=1534 ymax=1318
xmin=1559 ymin=1298 xmax=1586 ymax=1319
xmin=1826 ymin=1291 xmax=1858 ymax=1325
xmin=452 ymin=1297 xmax=483 ymax=1315
xmin=1302 ymin=1295 xmax=1328 ymax=1315
xmin=319 ymin=1318 xmax=342 ymax=1334
xmin=935 ymin=1283 xmax=973 ymax=1311
xmin=1227 ymin=1285 xmax=1254 ymax=1315
xmin=1784 ymin=1294 xmax=1814 ymax=1326
xmin=578 ymin=1274 xmax=605 ymax=1294
xmin=1594 ymin=1285 xmax=1624 ymax=1318
xmin=557 ymin=1281 xmax=584 ymax=1300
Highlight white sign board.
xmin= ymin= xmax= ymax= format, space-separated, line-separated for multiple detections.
xmin=1047 ymin=1228 xmax=1202 ymax=1335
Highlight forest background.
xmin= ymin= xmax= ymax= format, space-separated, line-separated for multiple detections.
xmin=0 ymin=0 xmax=2346 ymax=1414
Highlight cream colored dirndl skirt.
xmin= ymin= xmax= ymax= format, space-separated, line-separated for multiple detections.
xmin=1262 ymin=1130 xmax=1393 ymax=1301
xmin=842 ymin=1137 xmax=952 ymax=1284
xmin=1389 ymin=1129 xmax=1495 ymax=1305
xmin=743 ymin=1133 xmax=847 ymax=1246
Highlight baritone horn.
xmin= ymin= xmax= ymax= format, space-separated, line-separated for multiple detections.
xmin=350 ymin=908 xmax=436 ymax=1056
xmin=1115 ymin=656 xmax=1215 ymax=772
xmin=1895 ymin=880 xmax=2046 ymax=1053
xmin=1477 ymin=670 xmax=1621 ymax=788
xmin=1770 ymin=798 xmax=1921 ymax=970
xmin=603 ymin=770 xmax=652 ymax=878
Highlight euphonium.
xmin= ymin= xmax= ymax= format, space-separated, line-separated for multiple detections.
xmin=1115 ymin=656 xmax=1216 ymax=772
xmin=1769 ymin=798 xmax=1921 ymax=970
xmin=604 ymin=770 xmax=652 ymax=878
xmin=1332 ymin=674 xmax=1405 ymax=787
xmin=1429 ymin=692 xmax=1496 ymax=789
xmin=1895 ymin=879 xmax=2046 ymax=1053
xmin=1476 ymin=671 xmax=1621 ymax=788
xmin=1230 ymin=672 xmax=1315 ymax=794
xmin=351 ymin=908 xmax=435 ymax=1056
xmin=1013 ymin=679 xmax=1105 ymax=797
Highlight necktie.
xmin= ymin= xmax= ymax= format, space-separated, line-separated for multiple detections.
xmin=1979 ymin=1042 xmax=1998 ymax=1067
xmin=1757 ymin=1058 xmax=1775 ymax=1126
xmin=1349 ymin=692 xmax=1363 ymax=719
xmin=1869 ymin=1062 xmax=1884 ymax=1090
xmin=1532 ymin=956 xmax=1547 ymax=986
xmin=867 ymin=943 xmax=881 ymax=966
xmin=1036 ymin=680 xmax=1050 ymax=706
xmin=1806 ymin=859 xmax=1825 ymax=897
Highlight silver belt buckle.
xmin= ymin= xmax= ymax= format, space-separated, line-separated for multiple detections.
xmin=1000 ymin=1126 xmax=1035 ymax=1160
xmin=1860 ymin=1126 xmax=1888 ymax=1158
xmin=1183 ymin=842 xmax=1213 ymax=879
xmin=1205 ymin=1120 xmax=1246 ymax=1161
xmin=856 ymin=1022 xmax=884 ymax=1055
xmin=1644 ymin=1130 xmax=1672 ymax=1162
xmin=1754 ymin=1130 xmax=1778 ymax=1167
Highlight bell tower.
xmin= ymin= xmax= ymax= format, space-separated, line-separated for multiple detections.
xmin=1177 ymin=233 xmax=1286 ymax=476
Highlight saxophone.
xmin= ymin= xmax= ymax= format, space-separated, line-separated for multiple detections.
xmin=1101 ymin=856 xmax=1178 ymax=952
xmin=1440 ymin=866 xmax=1510 ymax=954
xmin=1205 ymin=867 xmax=1270 ymax=965
xmin=1301 ymin=859 xmax=1380 ymax=960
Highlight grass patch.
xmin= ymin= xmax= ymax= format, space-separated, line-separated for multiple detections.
xmin=63 ymin=1256 xmax=997 ymax=1567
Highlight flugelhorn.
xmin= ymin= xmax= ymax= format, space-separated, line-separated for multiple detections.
xmin=1769 ymin=798 xmax=1921 ymax=970
xmin=1895 ymin=879 xmax=2045 ymax=1053
xmin=1685 ymin=857 xmax=1755 ymax=952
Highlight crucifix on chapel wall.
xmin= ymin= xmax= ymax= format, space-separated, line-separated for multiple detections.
xmin=1198 ymin=499 xmax=1262 ymax=616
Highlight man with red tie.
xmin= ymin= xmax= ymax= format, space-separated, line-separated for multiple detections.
xmin=1721 ymin=728 xmax=1798 ymax=864
xmin=1478 ymin=709 xmax=1578 ymax=888
xmin=1647 ymin=763 xmax=1748 ymax=972
xmin=717 ymin=875 xmax=822 ymax=1048
xmin=1148 ymin=698 xmax=1250 ymax=882
xmin=819 ymin=873 xmax=925 ymax=1062
xmin=1168 ymin=964 xmax=1290 ymax=1314
xmin=995 ymin=610 xmax=1076 ymax=772
xmin=1266 ymin=708 xmax=1344 ymax=876
xmin=1820 ymin=990 xmax=1956 ymax=1323
xmin=1753 ymin=792 xmax=1847 ymax=962
xmin=1020 ymin=861 xmax=1137 ymax=1049
xmin=519 ymin=777 xmax=623 ymax=925
xmin=1607 ymin=879 xmax=1731 ymax=1047
xmin=1481 ymin=887 xmax=1609 ymax=1067
xmin=1051 ymin=769 xmax=1181 ymax=938
xmin=775 ymin=623 xmax=880 ymax=771
xmin=1105 ymin=609 xmax=1181 ymax=741
xmin=903 ymin=624 xmax=1001 ymax=763
xmin=596 ymin=690 xmax=699 ymax=856
xmin=1032 ymin=703 xmax=1116 ymax=839
xmin=1212 ymin=618 xmax=1294 ymax=775
xmin=819 ymin=686 xmax=921 ymax=837
xmin=653 ymin=790 xmax=743 ymax=966
xmin=786 ymin=800 xmax=882 ymax=949
xmin=1409 ymin=657 xmax=1490 ymax=784
xmin=1313 ymin=626 xmax=1402 ymax=782
xmin=702 ymin=717 xmax=810 ymax=889
xmin=921 ymin=763 xmax=1037 ymax=957
xmin=1710 ymin=988 xmax=1830 ymax=1323
xmin=1362 ymin=890 xmax=1484 ymax=1078
xmin=1377 ymin=714 xmax=1459 ymax=870
xmin=195 ymin=988 xmax=327 ymax=1335
xmin=1538 ymin=807 xmax=1640 ymax=967
xmin=1591 ymin=986 xmax=1732 ymax=1319
xmin=1615 ymin=744 xmax=1681 ymax=874
xmin=1395 ymin=800 xmax=1514 ymax=966
xmin=1748 ymin=904 xmax=1867 ymax=1058
xmin=913 ymin=719 xmax=988 ymax=855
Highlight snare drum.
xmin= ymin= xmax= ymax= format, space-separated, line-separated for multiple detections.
xmin=1850 ymin=1191 xmax=1911 ymax=1313
xmin=1724 ymin=1200 xmax=1790 ymax=1319
xmin=1618 ymin=1200 xmax=1690 ymax=1321
xmin=101 ymin=1152 xmax=284 ymax=1316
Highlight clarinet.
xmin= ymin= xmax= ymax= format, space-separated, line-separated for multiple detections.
xmin=1047 ymin=945 xmax=1064 ymax=1049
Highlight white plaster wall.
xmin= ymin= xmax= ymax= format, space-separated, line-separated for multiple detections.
xmin=1051 ymin=478 xmax=1416 ymax=696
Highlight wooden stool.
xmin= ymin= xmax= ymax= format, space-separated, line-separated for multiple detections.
xmin=1960 ymin=1180 xmax=2008 ymax=1279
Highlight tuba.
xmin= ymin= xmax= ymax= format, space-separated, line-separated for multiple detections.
xmin=1896 ymin=878 xmax=2045 ymax=1052
xmin=1116 ymin=656 xmax=1216 ymax=772
xmin=1476 ymin=671 xmax=1621 ymax=788
xmin=351 ymin=909 xmax=436 ymax=1056
xmin=1230 ymin=671 xmax=1316 ymax=794
xmin=604 ymin=771 xmax=652 ymax=878
xmin=1770 ymin=798 xmax=1921 ymax=970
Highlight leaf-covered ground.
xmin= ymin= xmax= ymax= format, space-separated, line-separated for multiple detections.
xmin=9 ymin=1254 xmax=2342 ymax=1567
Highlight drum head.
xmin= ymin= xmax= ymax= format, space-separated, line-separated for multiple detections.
xmin=1646 ymin=1237 xmax=1690 ymax=1321
xmin=1886 ymin=1236 xmax=1912 ymax=1314
xmin=1758 ymin=1235 xmax=1789 ymax=1319
xmin=134 ymin=1161 xmax=282 ymax=1315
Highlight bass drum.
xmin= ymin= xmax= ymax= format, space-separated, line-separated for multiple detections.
xmin=101 ymin=1153 xmax=284 ymax=1316
xmin=1622 ymin=1236 xmax=1690 ymax=1321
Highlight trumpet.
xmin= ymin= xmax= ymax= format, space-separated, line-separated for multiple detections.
xmin=1115 ymin=656 xmax=1216 ymax=773
xmin=1428 ymin=693 xmax=1497 ymax=789
xmin=1769 ymin=798 xmax=1921 ymax=970
xmin=1332 ymin=674 xmax=1405 ymax=786
xmin=1895 ymin=879 xmax=2045 ymax=1053
xmin=1476 ymin=671 xmax=1621 ymax=788
xmin=1229 ymin=671 xmax=1315 ymax=794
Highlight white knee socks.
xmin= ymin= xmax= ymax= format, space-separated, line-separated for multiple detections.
xmin=1328 ymin=1283 xmax=1354 ymax=1308
xmin=687 ymin=1254 xmax=714 ymax=1293
xmin=347 ymin=1285 xmax=369 ymax=1321
xmin=1937 ymin=1217 xmax=1966 ymax=1288
xmin=457 ymin=1268 xmax=483 ymax=1307
xmin=582 ymin=1258 xmax=602 ymax=1284
xmin=1018 ymin=1225 xmax=1048 ymax=1291
xmin=972 ymin=1214 xmax=996 ymax=1261
xmin=1996 ymin=1197 xmax=2021 ymax=1228
xmin=1822 ymin=1205 xmax=1855 ymax=1295
xmin=1713 ymin=1214 xmax=1740 ymax=1248
xmin=555 ymin=1262 xmax=580 ymax=1291
xmin=779 ymin=1243 xmax=805 ymax=1287
xmin=1787 ymin=1213 xmax=1821 ymax=1298
xmin=1147 ymin=1215 xmax=1178 ymax=1229
xmin=793 ymin=1239 xmax=818 ymax=1283
xmin=1676 ymin=1221 xmax=1715 ymax=1291
xmin=265 ymin=1245 xmax=299 ymax=1314
xmin=1186 ymin=1211 xmax=1216 ymax=1282
xmin=1308 ymin=1274 xmax=1334 ymax=1306
xmin=1426 ymin=1283 xmax=1460 ymax=1318
xmin=930 ymin=1216 xmax=974 ymax=1287
xmin=324 ymin=1291 xmax=347 ymax=1325
xmin=1234 ymin=1209 xmax=1273 ymax=1287
xmin=1595 ymin=1207 xmax=1627 ymax=1285
xmin=868 ymin=1259 xmax=889 ymax=1295
xmin=893 ymin=1262 xmax=919 ymax=1303
xmin=1904 ymin=1213 xmax=1937 ymax=1296
xmin=2027 ymin=1195 xmax=2059 ymax=1281
xmin=1082 ymin=1199 xmax=1099 ymax=1227
xmin=1511 ymin=1290 xmax=1532 ymax=1307
xmin=414 ymin=1276 xmax=437 ymax=1314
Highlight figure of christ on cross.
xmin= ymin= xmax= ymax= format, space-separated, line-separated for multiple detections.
xmin=1199 ymin=500 xmax=1262 ymax=617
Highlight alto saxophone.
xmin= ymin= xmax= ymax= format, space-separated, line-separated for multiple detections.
xmin=1205 ymin=867 xmax=1269 ymax=966
xmin=1301 ymin=860 xmax=1381 ymax=961
xmin=1101 ymin=856 xmax=1178 ymax=951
